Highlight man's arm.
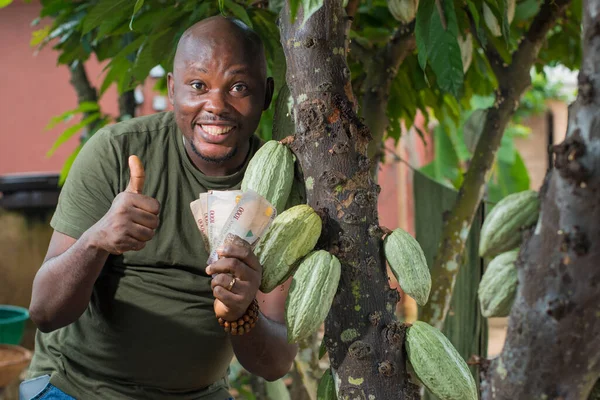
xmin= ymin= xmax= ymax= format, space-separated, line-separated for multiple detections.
xmin=30 ymin=156 xmax=159 ymax=333
xmin=30 ymin=231 xmax=109 ymax=333
xmin=231 ymin=280 xmax=297 ymax=381
xmin=207 ymin=238 xmax=298 ymax=381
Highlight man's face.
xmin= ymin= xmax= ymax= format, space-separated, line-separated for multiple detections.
xmin=168 ymin=32 xmax=272 ymax=166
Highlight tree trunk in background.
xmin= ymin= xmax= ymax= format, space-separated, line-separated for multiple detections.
xmin=482 ymin=0 xmax=600 ymax=397
xmin=118 ymin=90 xmax=136 ymax=120
xmin=68 ymin=61 xmax=101 ymax=142
xmin=279 ymin=1 xmax=417 ymax=398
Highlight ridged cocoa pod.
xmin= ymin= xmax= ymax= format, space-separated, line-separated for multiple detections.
xmin=406 ymin=321 xmax=478 ymax=400
xmin=285 ymin=250 xmax=341 ymax=343
xmin=256 ymin=205 xmax=322 ymax=293
xmin=478 ymin=249 xmax=519 ymax=318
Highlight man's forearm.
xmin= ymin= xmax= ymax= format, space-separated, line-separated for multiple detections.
xmin=231 ymin=311 xmax=298 ymax=381
xmin=30 ymin=229 xmax=109 ymax=333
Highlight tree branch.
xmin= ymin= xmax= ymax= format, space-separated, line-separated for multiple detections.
xmin=68 ymin=61 xmax=101 ymax=142
xmin=364 ymin=22 xmax=416 ymax=163
xmin=118 ymin=90 xmax=136 ymax=120
xmin=421 ymin=0 xmax=571 ymax=330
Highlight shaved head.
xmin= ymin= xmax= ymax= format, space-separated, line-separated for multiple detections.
xmin=174 ymin=16 xmax=267 ymax=80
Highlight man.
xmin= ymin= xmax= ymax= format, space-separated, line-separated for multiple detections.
xmin=23 ymin=16 xmax=298 ymax=399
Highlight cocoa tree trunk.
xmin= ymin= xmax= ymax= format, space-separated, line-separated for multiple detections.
xmin=279 ymin=1 xmax=417 ymax=398
xmin=482 ymin=0 xmax=600 ymax=397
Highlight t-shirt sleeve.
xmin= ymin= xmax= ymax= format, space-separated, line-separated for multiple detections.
xmin=50 ymin=129 xmax=122 ymax=239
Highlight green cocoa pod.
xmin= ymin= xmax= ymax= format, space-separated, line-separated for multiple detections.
xmin=406 ymin=321 xmax=478 ymax=400
xmin=257 ymin=205 xmax=322 ymax=293
xmin=383 ymin=228 xmax=431 ymax=306
xmin=479 ymin=190 xmax=540 ymax=258
xmin=387 ymin=0 xmax=419 ymax=23
xmin=316 ymin=369 xmax=336 ymax=400
xmin=286 ymin=250 xmax=341 ymax=343
xmin=242 ymin=140 xmax=294 ymax=213
xmin=478 ymin=249 xmax=519 ymax=318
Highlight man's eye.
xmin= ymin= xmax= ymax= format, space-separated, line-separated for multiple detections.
xmin=191 ymin=82 xmax=205 ymax=90
xmin=232 ymin=84 xmax=248 ymax=92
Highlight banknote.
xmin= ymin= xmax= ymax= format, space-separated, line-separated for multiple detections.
xmin=207 ymin=189 xmax=276 ymax=265
xmin=207 ymin=190 xmax=243 ymax=251
xmin=189 ymin=198 xmax=210 ymax=252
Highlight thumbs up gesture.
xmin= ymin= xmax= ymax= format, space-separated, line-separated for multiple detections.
xmin=92 ymin=155 xmax=160 ymax=255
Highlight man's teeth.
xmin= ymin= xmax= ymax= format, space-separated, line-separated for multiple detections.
xmin=201 ymin=125 xmax=233 ymax=135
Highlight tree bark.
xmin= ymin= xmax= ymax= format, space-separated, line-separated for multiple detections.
xmin=482 ymin=1 xmax=600 ymax=397
xmin=68 ymin=61 xmax=101 ymax=142
xmin=279 ymin=1 xmax=418 ymax=398
xmin=118 ymin=90 xmax=136 ymax=120
xmin=421 ymin=0 xmax=572 ymax=329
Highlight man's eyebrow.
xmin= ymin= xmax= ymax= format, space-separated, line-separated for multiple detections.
xmin=226 ymin=68 xmax=251 ymax=76
xmin=194 ymin=66 xmax=208 ymax=73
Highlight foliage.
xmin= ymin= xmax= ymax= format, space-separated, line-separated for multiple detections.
xmin=420 ymin=70 xmax=567 ymax=204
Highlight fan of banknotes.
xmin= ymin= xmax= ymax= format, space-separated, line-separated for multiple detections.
xmin=189 ymin=189 xmax=277 ymax=264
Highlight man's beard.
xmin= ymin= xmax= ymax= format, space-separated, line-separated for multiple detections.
xmin=190 ymin=139 xmax=238 ymax=163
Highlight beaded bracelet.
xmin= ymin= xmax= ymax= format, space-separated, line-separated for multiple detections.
xmin=217 ymin=299 xmax=260 ymax=336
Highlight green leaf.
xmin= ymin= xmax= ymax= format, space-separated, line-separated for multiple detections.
xmin=82 ymin=0 xmax=132 ymax=34
xmin=265 ymin=379 xmax=291 ymax=400
xmin=419 ymin=124 xmax=461 ymax=187
xmin=47 ymin=113 xmax=100 ymax=157
xmin=0 ymin=0 xmax=13 ymax=8
xmin=129 ymin=0 xmax=145 ymax=30
xmin=428 ymin=0 xmax=464 ymax=96
xmin=224 ymin=0 xmax=253 ymax=27
xmin=45 ymin=102 xmax=100 ymax=130
xmin=302 ymin=0 xmax=324 ymax=26
xmin=415 ymin=0 xmax=435 ymax=70
xmin=497 ymin=128 xmax=516 ymax=164
xmin=513 ymin=0 xmax=540 ymax=22
xmin=316 ymin=369 xmax=336 ymax=400
xmin=58 ymin=143 xmax=83 ymax=186
xmin=100 ymin=57 xmax=130 ymax=95
xmin=318 ymin=339 xmax=327 ymax=359
xmin=218 ymin=0 xmax=225 ymax=14
xmin=487 ymin=152 xmax=530 ymax=203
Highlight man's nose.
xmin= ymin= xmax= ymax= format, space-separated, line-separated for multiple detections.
xmin=203 ymin=89 xmax=229 ymax=115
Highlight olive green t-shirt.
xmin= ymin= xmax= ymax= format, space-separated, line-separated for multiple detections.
xmin=28 ymin=111 xmax=261 ymax=399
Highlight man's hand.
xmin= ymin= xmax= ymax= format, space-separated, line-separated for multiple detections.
xmin=205 ymin=235 xmax=262 ymax=321
xmin=91 ymin=155 xmax=160 ymax=255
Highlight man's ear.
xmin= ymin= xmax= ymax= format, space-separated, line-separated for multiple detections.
xmin=263 ymin=77 xmax=274 ymax=111
xmin=167 ymin=72 xmax=175 ymax=105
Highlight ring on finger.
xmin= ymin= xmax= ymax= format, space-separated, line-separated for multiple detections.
xmin=227 ymin=276 xmax=237 ymax=291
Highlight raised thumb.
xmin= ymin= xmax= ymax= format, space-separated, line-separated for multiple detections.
xmin=126 ymin=155 xmax=145 ymax=194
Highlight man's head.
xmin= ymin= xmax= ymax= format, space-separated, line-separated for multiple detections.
xmin=168 ymin=16 xmax=274 ymax=173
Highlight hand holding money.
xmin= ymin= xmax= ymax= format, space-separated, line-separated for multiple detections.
xmin=205 ymin=234 xmax=262 ymax=321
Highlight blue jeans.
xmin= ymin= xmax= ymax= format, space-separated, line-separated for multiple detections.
xmin=20 ymin=375 xmax=75 ymax=400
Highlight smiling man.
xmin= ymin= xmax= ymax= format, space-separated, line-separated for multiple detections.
xmin=24 ymin=16 xmax=297 ymax=400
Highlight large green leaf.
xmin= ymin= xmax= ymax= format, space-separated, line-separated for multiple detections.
xmin=45 ymin=101 xmax=100 ymax=130
xmin=224 ymin=0 xmax=253 ymax=27
xmin=316 ymin=369 xmax=336 ymax=400
xmin=0 ymin=0 xmax=13 ymax=8
xmin=415 ymin=0 xmax=435 ymax=70
xmin=47 ymin=113 xmax=101 ymax=156
xmin=82 ymin=0 xmax=133 ymax=34
xmin=416 ymin=0 xmax=464 ymax=96
xmin=420 ymin=124 xmax=461 ymax=188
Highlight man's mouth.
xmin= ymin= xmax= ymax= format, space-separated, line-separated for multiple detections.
xmin=200 ymin=124 xmax=234 ymax=136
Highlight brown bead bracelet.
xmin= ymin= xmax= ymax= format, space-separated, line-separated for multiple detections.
xmin=217 ymin=298 xmax=260 ymax=336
